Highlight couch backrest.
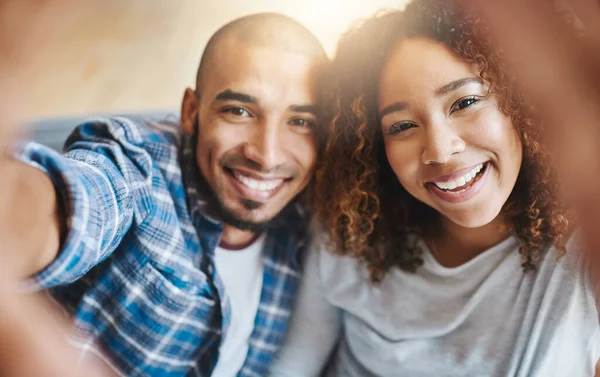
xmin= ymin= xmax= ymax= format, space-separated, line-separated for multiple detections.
xmin=29 ymin=111 xmax=178 ymax=151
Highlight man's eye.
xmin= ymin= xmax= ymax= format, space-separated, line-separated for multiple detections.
xmin=290 ymin=118 xmax=315 ymax=128
xmin=223 ymin=107 xmax=251 ymax=117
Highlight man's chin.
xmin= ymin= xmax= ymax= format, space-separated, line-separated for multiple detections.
xmin=216 ymin=199 xmax=280 ymax=232
xmin=218 ymin=209 xmax=274 ymax=232
xmin=210 ymin=189 xmax=290 ymax=231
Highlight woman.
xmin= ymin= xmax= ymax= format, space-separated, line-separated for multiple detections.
xmin=270 ymin=0 xmax=600 ymax=376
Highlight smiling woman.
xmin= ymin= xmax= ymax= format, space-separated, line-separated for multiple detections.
xmin=317 ymin=6 xmax=568 ymax=278
xmin=268 ymin=0 xmax=600 ymax=376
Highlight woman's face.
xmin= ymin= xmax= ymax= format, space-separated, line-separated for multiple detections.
xmin=378 ymin=37 xmax=523 ymax=228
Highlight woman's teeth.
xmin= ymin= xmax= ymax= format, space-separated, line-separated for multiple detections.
xmin=233 ymin=171 xmax=283 ymax=192
xmin=434 ymin=163 xmax=484 ymax=191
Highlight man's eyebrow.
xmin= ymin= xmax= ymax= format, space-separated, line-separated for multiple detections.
xmin=435 ymin=77 xmax=483 ymax=97
xmin=289 ymin=104 xmax=320 ymax=117
xmin=214 ymin=89 xmax=258 ymax=104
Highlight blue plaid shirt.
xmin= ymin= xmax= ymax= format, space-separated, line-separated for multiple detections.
xmin=14 ymin=116 xmax=310 ymax=377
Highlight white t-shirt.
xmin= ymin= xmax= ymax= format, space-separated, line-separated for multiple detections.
xmin=271 ymin=235 xmax=600 ymax=377
xmin=211 ymin=233 xmax=266 ymax=377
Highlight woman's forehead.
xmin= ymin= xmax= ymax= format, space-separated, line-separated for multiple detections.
xmin=378 ymin=38 xmax=480 ymax=103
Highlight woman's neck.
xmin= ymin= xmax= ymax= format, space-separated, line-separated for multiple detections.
xmin=426 ymin=213 xmax=512 ymax=268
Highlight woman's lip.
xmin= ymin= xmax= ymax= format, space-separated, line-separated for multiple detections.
xmin=429 ymin=161 xmax=489 ymax=183
xmin=427 ymin=161 xmax=491 ymax=204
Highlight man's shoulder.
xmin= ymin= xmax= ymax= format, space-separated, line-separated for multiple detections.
xmin=68 ymin=113 xmax=183 ymax=148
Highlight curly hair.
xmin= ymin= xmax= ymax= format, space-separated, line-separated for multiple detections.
xmin=314 ymin=0 xmax=575 ymax=283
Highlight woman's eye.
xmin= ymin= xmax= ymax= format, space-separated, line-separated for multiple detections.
xmin=388 ymin=122 xmax=416 ymax=135
xmin=450 ymin=96 xmax=480 ymax=113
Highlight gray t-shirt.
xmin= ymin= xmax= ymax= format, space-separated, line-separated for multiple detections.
xmin=270 ymin=235 xmax=600 ymax=377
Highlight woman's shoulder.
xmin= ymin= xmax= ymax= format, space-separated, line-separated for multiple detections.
xmin=546 ymin=230 xmax=586 ymax=273
xmin=305 ymin=231 xmax=425 ymax=291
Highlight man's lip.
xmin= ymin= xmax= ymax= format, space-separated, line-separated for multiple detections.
xmin=428 ymin=161 xmax=489 ymax=183
xmin=226 ymin=167 xmax=291 ymax=181
xmin=227 ymin=169 xmax=287 ymax=201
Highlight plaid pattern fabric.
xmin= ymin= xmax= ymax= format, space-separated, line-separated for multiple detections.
xmin=14 ymin=116 xmax=309 ymax=377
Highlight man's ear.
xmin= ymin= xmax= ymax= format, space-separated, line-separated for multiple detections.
xmin=181 ymin=88 xmax=198 ymax=136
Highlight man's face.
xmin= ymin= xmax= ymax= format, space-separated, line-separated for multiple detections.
xmin=181 ymin=37 xmax=322 ymax=230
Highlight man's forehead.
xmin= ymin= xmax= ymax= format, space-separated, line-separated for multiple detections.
xmin=201 ymin=38 xmax=322 ymax=106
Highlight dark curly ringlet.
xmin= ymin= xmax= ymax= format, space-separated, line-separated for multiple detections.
xmin=314 ymin=0 xmax=573 ymax=283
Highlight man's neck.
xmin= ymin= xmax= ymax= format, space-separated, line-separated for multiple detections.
xmin=220 ymin=224 xmax=260 ymax=250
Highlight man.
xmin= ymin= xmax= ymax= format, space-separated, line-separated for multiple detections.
xmin=2 ymin=12 xmax=327 ymax=377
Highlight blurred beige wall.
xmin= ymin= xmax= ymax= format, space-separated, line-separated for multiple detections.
xmin=28 ymin=0 xmax=408 ymax=120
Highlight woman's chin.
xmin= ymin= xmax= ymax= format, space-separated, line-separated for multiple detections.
xmin=439 ymin=208 xmax=504 ymax=230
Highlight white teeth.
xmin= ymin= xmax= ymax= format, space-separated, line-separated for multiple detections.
xmin=434 ymin=163 xmax=484 ymax=191
xmin=233 ymin=171 xmax=283 ymax=192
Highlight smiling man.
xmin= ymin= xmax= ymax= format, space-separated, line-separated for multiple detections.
xmin=2 ymin=13 xmax=326 ymax=377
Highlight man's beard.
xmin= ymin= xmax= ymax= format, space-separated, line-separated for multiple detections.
xmin=192 ymin=118 xmax=274 ymax=233
xmin=211 ymin=195 xmax=273 ymax=232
